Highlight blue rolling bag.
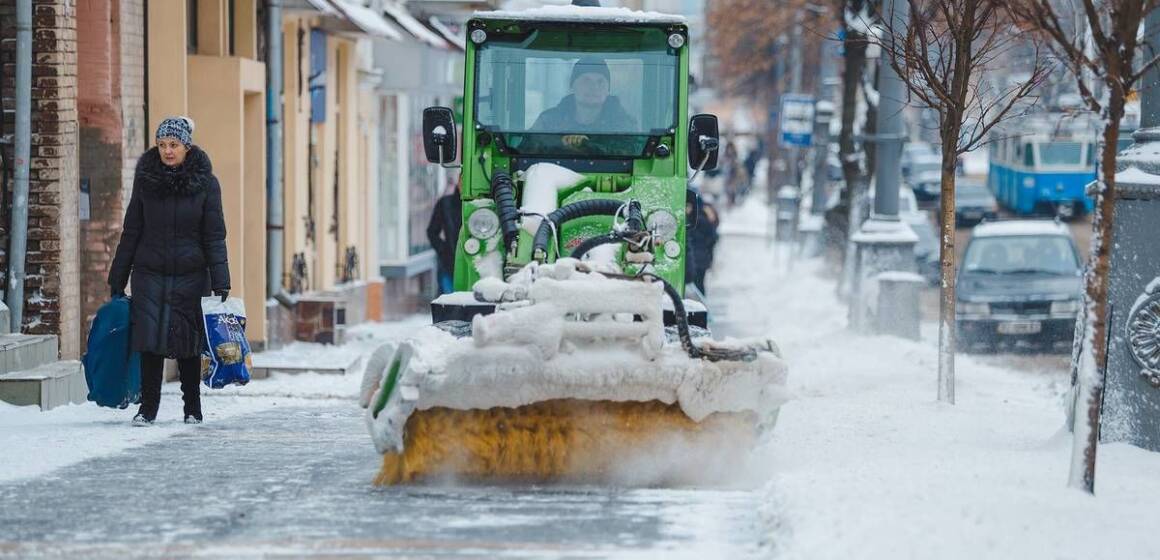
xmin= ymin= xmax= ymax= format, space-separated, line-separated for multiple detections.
xmin=82 ymin=296 xmax=141 ymax=408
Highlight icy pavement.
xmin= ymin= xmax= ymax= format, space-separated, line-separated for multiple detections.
xmin=0 ymin=405 xmax=766 ymax=559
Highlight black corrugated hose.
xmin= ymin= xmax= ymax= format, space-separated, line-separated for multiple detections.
xmin=609 ymin=272 xmax=757 ymax=363
xmin=569 ymin=233 xmax=624 ymax=260
xmin=490 ymin=171 xmax=521 ymax=252
xmin=532 ymin=199 xmax=624 ymax=261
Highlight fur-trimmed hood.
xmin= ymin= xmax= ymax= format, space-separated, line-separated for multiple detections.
xmin=135 ymin=146 xmax=214 ymax=196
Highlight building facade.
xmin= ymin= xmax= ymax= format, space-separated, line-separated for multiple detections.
xmin=0 ymin=0 xmax=479 ymax=366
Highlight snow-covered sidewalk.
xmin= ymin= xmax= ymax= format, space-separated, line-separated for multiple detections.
xmin=0 ymin=317 xmax=426 ymax=484
xmin=711 ymin=197 xmax=1160 ymax=559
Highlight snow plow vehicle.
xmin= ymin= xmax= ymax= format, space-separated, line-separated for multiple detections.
xmin=360 ymin=3 xmax=787 ymax=485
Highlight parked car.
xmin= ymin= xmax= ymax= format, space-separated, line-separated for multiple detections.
xmin=901 ymin=142 xmax=938 ymax=180
xmin=905 ymin=153 xmax=944 ymax=203
xmin=956 ymin=220 xmax=1083 ymax=352
xmin=953 ymin=180 xmax=999 ymax=227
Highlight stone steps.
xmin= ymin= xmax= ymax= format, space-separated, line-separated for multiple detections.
xmin=0 ymin=334 xmax=59 ymax=375
xmin=250 ymin=353 xmax=363 ymax=380
xmin=0 ymin=333 xmax=89 ymax=411
xmin=0 ymin=360 xmax=86 ymax=411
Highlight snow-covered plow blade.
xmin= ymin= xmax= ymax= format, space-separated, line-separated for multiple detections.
xmin=360 ymin=261 xmax=788 ymax=485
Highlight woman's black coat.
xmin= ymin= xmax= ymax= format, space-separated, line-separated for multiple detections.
xmin=108 ymin=146 xmax=230 ymax=359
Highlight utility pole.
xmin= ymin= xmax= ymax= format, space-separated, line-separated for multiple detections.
xmin=848 ymin=0 xmax=918 ymax=334
xmin=6 ymin=0 xmax=32 ymax=332
xmin=1095 ymin=3 xmax=1160 ymax=463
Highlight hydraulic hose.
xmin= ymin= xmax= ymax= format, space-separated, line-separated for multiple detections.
xmin=569 ymin=233 xmax=625 ymax=260
xmin=635 ymin=273 xmax=757 ymax=363
xmin=624 ymin=200 xmax=645 ymax=233
xmin=532 ymin=199 xmax=624 ymax=261
xmin=490 ymin=171 xmax=521 ymax=252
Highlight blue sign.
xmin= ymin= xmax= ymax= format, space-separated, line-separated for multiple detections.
xmin=780 ymin=94 xmax=816 ymax=147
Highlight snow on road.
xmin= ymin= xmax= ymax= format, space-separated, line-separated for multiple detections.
xmin=710 ymin=196 xmax=1160 ymax=560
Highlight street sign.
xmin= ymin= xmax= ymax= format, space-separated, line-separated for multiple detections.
xmin=780 ymin=94 xmax=816 ymax=147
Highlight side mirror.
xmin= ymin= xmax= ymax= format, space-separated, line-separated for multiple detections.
xmin=688 ymin=114 xmax=720 ymax=172
xmin=423 ymin=107 xmax=457 ymax=165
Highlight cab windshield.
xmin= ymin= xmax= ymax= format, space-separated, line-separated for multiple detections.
xmin=474 ymin=27 xmax=679 ymax=158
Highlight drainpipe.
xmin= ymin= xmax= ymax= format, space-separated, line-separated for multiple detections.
xmin=267 ymin=0 xmax=292 ymax=306
xmin=6 ymin=0 xmax=32 ymax=333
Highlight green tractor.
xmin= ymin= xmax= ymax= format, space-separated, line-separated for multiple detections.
xmin=361 ymin=2 xmax=787 ymax=486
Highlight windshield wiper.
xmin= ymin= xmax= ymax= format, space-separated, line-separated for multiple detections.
xmin=966 ymin=268 xmax=1000 ymax=274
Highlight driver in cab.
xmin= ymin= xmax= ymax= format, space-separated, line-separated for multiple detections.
xmin=530 ymin=56 xmax=637 ymax=150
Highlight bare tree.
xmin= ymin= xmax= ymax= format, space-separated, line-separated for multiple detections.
xmin=833 ymin=0 xmax=879 ymax=297
xmin=874 ymin=0 xmax=1049 ymax=403
xmin=1009 ymin=0 xmax=1160 ymax=493
xmin=708 ymin=0 xmax=833 ymax=197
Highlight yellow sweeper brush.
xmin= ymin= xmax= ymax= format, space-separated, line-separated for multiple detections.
xmin=360 ymin=260 xmax=787 ymax=486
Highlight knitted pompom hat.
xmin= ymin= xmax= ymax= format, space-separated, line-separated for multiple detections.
xmin=156 ymin=116 xmax=195 ymax=147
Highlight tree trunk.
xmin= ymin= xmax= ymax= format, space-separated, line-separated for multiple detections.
xmin=836 ymin=23 xmax=868 ymax=297
xmin=937 ymin=124 xmax=960 ymax=404
xmin=1068 ymin=94 xmax=1125 ymax=494
xmin=838 ymin=29 xmax=867 ymax=208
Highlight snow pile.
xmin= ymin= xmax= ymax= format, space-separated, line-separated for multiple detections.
xmin=710 ymin=195 xmax=1160 ymax=559
xmin=519 ymin=163 xmax=585 ymax=235
xmin=479 ymin=4 xmax=686 ymax=24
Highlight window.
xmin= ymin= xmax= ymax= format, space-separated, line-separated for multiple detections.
xmin=187 ymin=0 xmax=199 ymax=54
xmin=475 ymin=27 xmax=679 ymax=157
xmin=228 ymin=0 xmax=236 ymax=56
xmin=1023 ymin=143 xmax=1034 ymax=167
xmin=1038 ymin=142 xmax=1083 ymax=166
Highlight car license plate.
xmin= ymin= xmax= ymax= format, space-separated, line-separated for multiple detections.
xmin=997 ymin=321 xmax=1041 ymax=335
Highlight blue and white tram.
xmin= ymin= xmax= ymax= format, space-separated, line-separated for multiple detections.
xmin=988 ymin=126 xmax=1096 ymax=217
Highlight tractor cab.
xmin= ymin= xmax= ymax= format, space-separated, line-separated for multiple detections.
xmin=422 ymin=4 xmax=719 ymax=303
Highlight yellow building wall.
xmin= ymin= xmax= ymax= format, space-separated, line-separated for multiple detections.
xmin=282 ymin=16 xmax=313 ymax=290
xmin=337 ymin=40 xmax=362 ymax=282
xmin=313 ymin=37 xmax=339 ymax=291
xmin=147 ymin=0 xmax=189 ymax=136
xmin=148 ymin=0 xmax=266 ymax=345
xmin=186 ymin=55 xmax=267 ymax=345
xmin=276 ymin=18 xmax=376 ymax=295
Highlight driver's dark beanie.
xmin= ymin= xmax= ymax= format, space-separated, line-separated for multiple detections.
xmin=571 ymin=57 xmax=610 ymax=85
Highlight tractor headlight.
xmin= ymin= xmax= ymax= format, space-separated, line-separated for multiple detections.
xmin=647 ymin=210 xmax=679 ymax=242
xmin=959 ymin=302 xmax=990 ymax=316
xmin=463 ymin=238 xmax=482 ymax=256
xmin=1022 ymin=176 xmax=1035 ymax=188
xmin=467 ymin=208 xmax=500 ymax=239
xmin=470 ymin=29 xmax=488 ymax=44
xmin=668 ymin=33 xmax=686 ymax=49
xmin=1051 ymin=299 xmax=1081 ymax=315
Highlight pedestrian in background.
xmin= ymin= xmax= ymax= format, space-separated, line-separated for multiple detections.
xmin=108 ymin=116 xmax=230 ymax=427
xmin=427 ymin=180 xmax=462 ymax=295
xmin=685 ymin=195 xmax=720 ymax=296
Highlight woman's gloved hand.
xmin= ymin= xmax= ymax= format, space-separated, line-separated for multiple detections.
xmin=214 ymin=289 xmax=229 ymax=303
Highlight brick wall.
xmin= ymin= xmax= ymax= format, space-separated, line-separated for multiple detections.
xmin=77 ymin=0 xmax=145 ymax=351
xmin=0 ymin=0 xmax=82 ymax=359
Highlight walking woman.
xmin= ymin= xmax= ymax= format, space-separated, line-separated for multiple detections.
xmin=108 ymin=117 xmax=230 ymax=426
